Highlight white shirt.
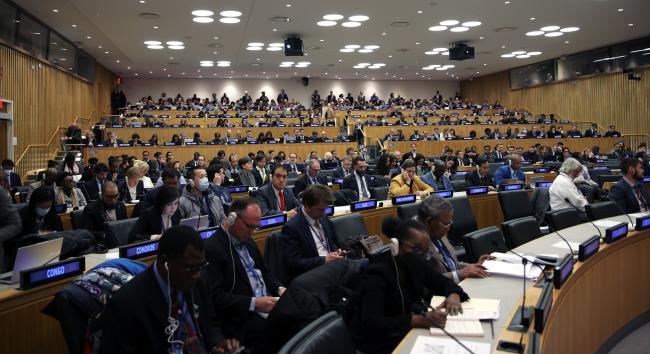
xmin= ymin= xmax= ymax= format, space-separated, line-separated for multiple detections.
xmin=550 ymin=173 xmax=589 ymax=212
xmin=141 ymin=176 xmax=154 ymax=189
xmin=127 ymin=184 xmax=138 ymax=200
xmin=302 ymin=208 xmax=329 ymax=256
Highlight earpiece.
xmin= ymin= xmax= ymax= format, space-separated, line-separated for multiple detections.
xmin=164 ymin=261 xmax=168 ymax=270
xmin=390 ymin=238 xmax=399 ymax=256
xmin=226 ymin=212 xmax=238 ymax=225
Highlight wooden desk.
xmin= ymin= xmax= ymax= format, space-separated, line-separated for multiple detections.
xmin=117 ymin=116 xmax=325 ymax=126
xmin=366 ymin=124 xmax=549 ymax=141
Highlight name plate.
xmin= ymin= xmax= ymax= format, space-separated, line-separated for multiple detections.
xmin=259 ymin=214 xmax=287 ymax=230
xmin=20 ymin=257 xmax=85 ymax=290
xmin=635 ymin=215 xmax=650 ymax=231
xmin=119 ymin=239 xmax=160 ymax=259
xmin=332 ymin=178 xmax=344 ymax=185
xmin=392 ymin=194 xmax=416 ymax=205
xmin=432 ymin=190 xmax=453 ymax=198
xmin=118 ymin=143 xmax=130 ymax=147
xmin=534 ymin=282 xmax=553 ymax=333
xmin=553 ymin=253 xmax=574 ymax=289
xmin=534 ymin=168 xmax=550 ymax=173
xmin=199 ymin=227 xmax=219 ymax=240
xmin=350 ymin=199 xmax=378 ymax=212
xmin=578 ymin=235 xmax=600 ymax=262
xmin=536 ymin=181 xmax=553 ymax=188
xmin=467 ymin=186 xmax=489 ymax=195
xmin=604 ymin=222 xmax=628 ymax=244
xmin=227 ymin=185 xmax=249 ymax=193
xmin=324 ymin=205 xmax=334 ymax=216
xmin=642 ymin=177 xmax=650 ymax=183
xmin=500 ymin=183 xmax=525 ymax=191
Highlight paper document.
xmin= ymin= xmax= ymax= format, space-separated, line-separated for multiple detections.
xmin=410 ymin=336 xmax=491 ymax=354
xmin=430 ymin=296 xmax=500 ymax=320
xmin=630 ymin=212 xmax=650 ymax=219
xmin=490 ymin=252 xmax=537 ymax=264
xmin=593 ymin=220 xmax=626 ymax=228
xmin=430 ymin=319 xmax=484 ymax=337
xmin=333 ymin=205 xmax=350 ymax=214
xmin=482 ymin=260 xmax=543 ymax=280
xmin=551 ymin=241 xmax=580 ymax=253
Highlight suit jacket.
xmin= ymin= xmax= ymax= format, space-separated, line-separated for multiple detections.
xmin=494 ymin=165 xmax=525 ymax=186
xmin=283 ymin=162 xmax=305 ymax=174
xmin=203 ymin=228 xmax=282 ymax=334
xmin=464 ymin=169 xmax=496 ymax=188
xmin=128 ymin=206 xmax=181 ymax=243
xmin=388 ymin=174 xmax=433 ymax=198
xmin=429 ymin=237 xmax=469 ymax=282
xmin=252 ymin=168 xmax=269 ymax=186
xmin=293 ymin=174 xmax=328 ymax=197
xmin=100 ymin=266 xmax=223 ymax=354
xmin=490 ymin=151 xmax=508 ymax=163
xmin=6 ymin=172 xmax=21 ymax=188
xmin=82 ymin=199 xmax=128 ymax=236
xmin=253 ymin=183 xmax=302 ymax=216
xmin=82 ymin=179 xmax=103 ymax=201
xmin=609 ymin=178 xmax=650 ymax=213
xmin=118 ymin=180 xmax=145 ymax=203
xmin=420 ymin=172 xmax=453 ymax=191
xmin=341 ymin=173 xmax=375 ymax=200
xmin=281 ymin=209 xmax=338 ymax=280
xmin=332 ymin=166 xmax=351 ymax=179
xmin=402 ymin=152 xmax=424 ymax=162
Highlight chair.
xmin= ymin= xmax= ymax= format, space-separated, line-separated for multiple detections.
xmin=103 ymin=218 xmax=138 ymax=248
xmin=501 ymin=216 xmax=542 ymax=249
xmin=277 ymin=311 xmax=356 ymax=354
xmin=330 ymin=213 xmax=368 ymax=247
xmin=370 ymin=186 xmax=389 ymax=201
xmin=70 ymin=209 xmax=85 ymax=230
xmin=545 ymin=208 xmax=581 ymax=231
xmin=463 ymin=227 xmax=508 ymax=263
xmin=498 ymin=190 xmax=534 ymax=221
xmin=451 ymin=180 xmax=466 ymax=192
xmin=265 ymin=231 xmax=291 ymax=285
xmin=585 ymin=201 xmax=622 ymax=221
xmin=530 ymin=187 xmax=550 ymax=225
xmin=451 ymin=173 xmax=466 ymax=181
xmin=595 ymin=174 xmax=621 ymax=187
xmin=448 ymin=197 xmax=478 ymax=246
xmin=397 ymin=203 xmax=419 ymax=221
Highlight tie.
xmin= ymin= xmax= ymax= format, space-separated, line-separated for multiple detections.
xmin=278 ymin=190 xmax=285 ymax=211
xmin=633 ymin=185 xmax=649 ymax=211
xmin=433 ymin=240 xmax=458 ymax=272
xmin=311 ymin=176 xmax=317 ymax=185
xmin=359 ymin=176 xmax=369 ymax=199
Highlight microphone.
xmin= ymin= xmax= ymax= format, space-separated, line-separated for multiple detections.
xmin=544 ymin=222 xmax=575 ymax=257
xmin=563 ymin=198 xmax=603 ymax=239
xmin=609 ymin=199 xmax=635 ymax=228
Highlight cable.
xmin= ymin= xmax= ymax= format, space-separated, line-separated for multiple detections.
xmin=163 ymin=261 xmax=183 ymax=352
xmin=390 ymin=252 xmax=405 ymax=316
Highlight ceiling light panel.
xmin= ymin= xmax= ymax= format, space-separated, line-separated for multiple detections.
xmin=192 ymin=10 xmax=214 ymax=16
xmin=429 ymin=19 xmax=481 ymax=33
xmin=317 ymin=14 xmax=370 ymax=28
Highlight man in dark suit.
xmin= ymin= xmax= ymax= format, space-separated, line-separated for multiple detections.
xmin=293 ymin=159 xmax=327 ymax=197
xmin=252 ymin=155 xmax=269 ymax=186
xmin=82 ymin=163 xmax=109 ymax=201
xmin=82 ymin=181 xmax=128 ymax=243
xmin=604 ymin=125 xmax=621 ymax=137
xmin=203 ymin=198 xmax=284 ymax=350
xmin=253 ymin=165 xmax=301 ymax=217
xmin=402 ymin=143 xmax=424 ymax=162
xmin=464 ymin=157 xmax=496 ymax=190
xmin=185 ymin=151 xmax=201 ymax=168
xmin=100 ymin=226 xmax=239 ymax=354
xmin=282 ymin=153 xmax=305 ymax=174
xmin=609 ymin=158 xmax=650 ymax=213
xmin=341 ymin=156 xmax=374 ymax=200
xmin=584 ymin=123 xmax=601 ymax=137
xmin=333 ymin=156 xmax=353 ymax=178
xmin=282 ymin=185 xmax=343 ymax=280
xmin=489 ymin=144 xmax=508 ymax=163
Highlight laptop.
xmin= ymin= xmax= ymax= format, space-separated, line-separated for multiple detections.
xmin=179 ymin=215 xmax=210 ymax=230
xmin=0 ymin=238 xmax=64 ymax=284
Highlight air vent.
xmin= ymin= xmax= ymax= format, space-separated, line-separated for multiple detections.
xmin=271 ymin=16 xmax=292 ymax=23
xmin=390 ymin=22 xmax=410 ymax=27
xmin=208 ymin=43 xmax=223 ymax=48
xmin=138 ymin=13 xmax=160 ymax=20
xmin=395 ymin=48 xmax=410 ymax=52
xmin=494 ymin=26 xmax=516 ymax=32
xmin=306 ymin=46 xmax=322 ymax=51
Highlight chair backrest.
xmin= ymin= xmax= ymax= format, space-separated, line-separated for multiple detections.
xmin=588 ymin=168 xmax=612 ymax=182
xmin=545 ymin=208 xmax=581 ymax=231
xmin=447 ymin=197 xmax=478 ymax=246
xmin=397 ymin=203 xmax=419 ymax=221
xmin=463 ymin=226 xmax=508 ymax=263
xmin=585 ymin=201 xmax=623 ymax=221
xmin=330 ymin=213 xmax=368 ymax=247
xmin=498 ymin=190 xmax=533 ymax=221
xmin=370 ymin=186 xmax=389 ymax=201
xmin=70 ymin=209 xmax=85 ymax=230
xmin=530 ymin=187 xmax=550 ymax=225
xmin=103 ymin=218 xmax=138 ymax=248
xmin=265 ymin=231 xmax=291 ymax=285
xmin=501 ymin=216 xmax=542 ymax=249
xmin=451 ymin=180 xmax=466 ymax=192
xmin=450 ymin=173 xmax=466 ymax=181
xmin=489 ymin=163 xmax=504 ymax=176
xmin=595 ymin=174 xmax=621 ymax=187
xmin=277 ymin=311 xmax=356 ymax=354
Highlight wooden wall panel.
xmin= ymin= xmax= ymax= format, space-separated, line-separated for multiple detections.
xmin=460 ymin=68 xmax=650 ymax=143
xmin=0 ymin=43 xmax=116 ymax=161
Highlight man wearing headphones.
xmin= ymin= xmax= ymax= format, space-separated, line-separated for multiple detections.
xmin=101 ymin=226 xmax=239 ymax=354
xmin=203 ymin=198 xmax=284 ymax=352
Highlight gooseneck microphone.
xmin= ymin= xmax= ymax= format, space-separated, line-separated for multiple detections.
xmin=544 ymin=222 xmax=575 ymax=257
xmin=563 ymin=198 xmax=603 ymax=239
xmin=609 ymin=199 xmax=635 ymax=228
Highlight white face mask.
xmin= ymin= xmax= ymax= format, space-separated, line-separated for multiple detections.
xmin=198 ymin=177 xmax=210 ymax=191
xmin=35 ymin=207 xmax=50 ymax=217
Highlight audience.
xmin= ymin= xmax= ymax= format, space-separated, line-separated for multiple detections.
xmin=82 ymin=181 xmax=128 ymax=243
xmin=420 ymin=160 xmax=452 ymax=191
xmin=118 ymin=167 xmax=145 ymax=203
xmin=293 ymin=159 xmax=327 ymax=196
xmin=494 ymin=154 xmax=525 ymax=186
xmin=129 ymin=186 xmax=182 ymax=242
xmin=464 ymin=157 xmax=496 ymax=190
xmin=178 ymin=167 xmax=226 ymax=227
xmin=341 ymin=156 xmax=375 ymax=200
xmin=55 ymin=172 xmax=87 ymax=208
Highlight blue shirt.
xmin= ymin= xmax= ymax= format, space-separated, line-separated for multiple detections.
xmin=226 ymin=232 xmax=268 ymax=311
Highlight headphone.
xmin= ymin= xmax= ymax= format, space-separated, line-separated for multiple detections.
xmin=163 ymin=261 xmax=183 ymax=351
xmin=225 ymin=212 xmax=238 ymax=292
xmin=388 ymin=238 xmax=405 ymax=315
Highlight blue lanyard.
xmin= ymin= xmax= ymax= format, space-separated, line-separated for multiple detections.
xmin=433 ymin=240 xmax=458 ymax=272
xmin=235 ymin=244 xmax=267 ymax=297
xmin=308 ymin=222 xmax=330 ymax=251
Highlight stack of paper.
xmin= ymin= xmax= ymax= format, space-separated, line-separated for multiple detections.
xmin=429 ymin=319 xmax=484 ymax=337
xmin=411 ymin=336 xmax=491 ymax=354
xmin=430 ymin=296 xmax=500 ymax=320
xmin=482 ymin=259 xmax=543 ymax=280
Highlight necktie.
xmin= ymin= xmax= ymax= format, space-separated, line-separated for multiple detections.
xmin=311 ymin=176 xmax=317 ymax=185
xmin=278 ymin=190 xmax=285 ymax=211
xmin=359 ymin=176 xmax=369 ymax=199
xmin=633 ymin=185 xmax=649 ymax=211
xmin=433 ymin=240 xmax=458 ymax=272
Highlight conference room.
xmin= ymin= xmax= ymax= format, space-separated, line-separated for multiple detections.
xmin=1 ymin=0 xmax=650 ymax=353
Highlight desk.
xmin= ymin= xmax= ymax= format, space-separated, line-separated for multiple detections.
xmin=394 ymin=213 xmax=650 ymax=353
xmin=366 ymin=124 xmax=550 ymax=141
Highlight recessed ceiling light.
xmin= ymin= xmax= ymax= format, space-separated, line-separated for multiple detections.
xmin=628 ymin=23 xmax=634 ymax=26
xmin=418 ymin=10 xmax=423 ymax=14
xmin=134 ymin=73 xmax=139 ymax=76
xmin=501 ymin=54 xmax=515 ymax=58
xmin=345 ymin=44 xmax=361 ymax=49
xmin=200 ymin=63 xmax=214 ymax=67
xmin=560 ymin=27 xmax=579 ymax=32
xmin=564 ymin=40 xmax=570 ymax=44
xmin=382 ymin=32 xmax=386 ymax=36
xmin=193 ymin=17 xmax=214 ymax=23
xmin=219 ymin=17 xmax=240 ymax=23
xmin=86 ymin=36 xmax=92 ymax=39
xmin=516 ymin=54 xmax=530 ymax=58
xmin=544 ymin=32 xmax=563 ymax=37
xmin=364 ymin=45 xmax=380 ymax=49
xmin=504 ymin=1 xmax=510 ymax=4
xmin=285 ymin=4 xmax=292 ymax=7
xmin=317 ymin=20 xmax=337 ymax=27
xmin=166 ymin=41 xmax=183 ymax=45
xmin=248 ymin=42 xmax=264 ymax=46
xmin=530 ymin=17 xmax=535 ymax=20
xmin=442 ymin=51 xmax=449 ymax=55
xmin=341 ymin=21 xmax=361 ymax=27
xmin=192 ymin=10 xmax=214 ymax=16
xmin=104 ymin=51 xmax=110 ymax=54
xmin=618 ymin=8 xmax=624 ymax=12
xmin=527 ymin=51 xmax=542 ymax=55
xmin=433 ymin=47 xmax=447 ymax=51
xmin=512 ymin=50 xmax=526 ymax=55
xmin=246 ymin=46 xmax=262 ymax=51
xmin=415 ymin=42 xmax=420 ymax=45
xmin=53 ymin=9 xmax=58 ymax=12
xmin=323 ymin=14 xmax=344 ymax=20
xmin=220 ymin=10 xmax=242 ymax=17
xmin=540 ymin=25 xmax=560 ymax=31
xmin=268 ymin=42 xmax=283 ymax=47
xmin=429 ymin=26 xmax=447 ymax=31
xmin=339 ymin=48 xmax=355 ymax=53
xmin=267 ymin=47 xmax=282 ymax=51
xmin=115 ymin=60 xmax=120 ymax=63
xmin=388 ymin=55 xmax=392 ymax=58
xmin=440 ymin=20 xmax=459 ymax=26
xmin=71 ymin=24 xmax=77 ymax=28
xmin=450 ymin=26 xmax=469 ymax=32
xmin=144 ymin=41 xmax=161 ymax=45
xmin=425 ymin=51 xmax=438 ymax=55
xmin=483 ymin=63 xmax=487 ymax=66
xmin=462 ymin=21 xmax=481 ymax=27
xmin=153 ymin=26 xmax=158 ymax=29
xmin=348 ymin=15 xmax=369 ymax=22
xmin=358 ymin=49 xmax=373 ymax=53
xmin=139 ymin=0 xmax=145 ymax=3
xmin=526 ymin=31 xmax=544 ymax=36
xmin=168 ymin=45 xmax=185 ymax=49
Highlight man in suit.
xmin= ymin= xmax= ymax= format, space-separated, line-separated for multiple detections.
xmin=252 ymin=155 xmax=269 ymax=186
xmin=185 ymin=151 xmax=201 ymax=168
xmin=282 ymin=185 xmax=344 ymax=280
xmin=341 ymin=156 xmax=374 ymax=200
xmin=402 ymin=143 xmax=424 ymax=162
xmin=604 ymin=125 xmax=621 ymax=137
xmin=203 ymin=198 xmax=284 ymax=351
xmin=416 ymin=195 xmax=493 ymax=283
xmin=105 ymin=131 xmax=124 ymax=147
xmin=490 ymin=143 xmax=508 ymax=163
xmin=584 ymin=123 xmax=601 ymax=137
xmin=494 ymin=154 xmax=525 ymax=186
xmin=389 ymin=159 xmax=433 ymax=198
xmin=82 ymin=163 xmax=109 ymax=201
xmin=464 ymin=157 xmax=496 ymax=190
xmin=333 ymin=156 xmax=353 ymax=178
xmin=253 ymin=165 xmax=301 ymax=217
xmin=609 ymin=158 xmax=650 ymax=213
xmin=293 ymin=159 xmax=328 ymax=197
xmin=82 ymin=181 xmax=128 ymax=242
xmin=420 ymin=160 xmax=453 ymax=191
xmin=283 ymin=153 xmax=305 ymax=174
xmin=207 ymin=163 xmax=233 ymax=205
xmin=100 ymin=226 xmax=239 ymax=354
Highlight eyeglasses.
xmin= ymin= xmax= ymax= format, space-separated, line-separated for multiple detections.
xmin=238 ymin=217 xmax=260 ymax=231
xmin=184 ymin=262 xmax=210 ymax=273
xmin=438 ymin=220 xmax=454 ymax=229
xmin=103 ymin=194 xmax=119 ymax=200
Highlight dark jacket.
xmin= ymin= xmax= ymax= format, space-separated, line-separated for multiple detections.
xmin=100 ymin=266 xmax=224 ymax=354
xmin=82 ymin=179 xmax=103 ymax=201
xmin=16 ymin=206 xmax=63 ymax=239
xmin=253 ymin=183 xmax=302 ymax=216
xmin=82 ymin=199 xmax=128 ymax=237
xmin=118 ymin=180 xmax=145 ymax=203
xmin=283 ymin=163 xmax=305 ymax=174
xmin=464 ymin=169 xmax=496 ymax=188
xmin=128 ymin=206 xmax=181 ymax=243
xmin=281 ymin=209 xmax=338 ymax=280
xmin=332 ymin=166 xmax=351 ymax=179
xmin=341 ymin=173 xmax=376 ymax=200
xmin=609 ymin=178 xmax=650 ymax=213
xmin=292 ymin=174 xmax=328 ymax=197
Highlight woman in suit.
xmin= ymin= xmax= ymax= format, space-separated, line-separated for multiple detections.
xmin=129 ymin=186 xmax=181 ymax=243
xmin=344 ymin=218 xmax=468 ymax=354
xmin=118 ymin=167 xmax=145 ymax=203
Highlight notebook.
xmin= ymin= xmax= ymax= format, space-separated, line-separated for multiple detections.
xmin=430 ymin=296 xmax=500 ymax=320
xmin=430 ymin=319 xmax=484 ymax=337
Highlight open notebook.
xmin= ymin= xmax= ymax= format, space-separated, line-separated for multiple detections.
xmin=430 ymin=296 xmax=500 ymax=320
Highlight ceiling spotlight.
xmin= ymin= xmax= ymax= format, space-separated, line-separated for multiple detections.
xmin=512 ymin=50 xmax=526 ymax=55
xmin=425 ymin=51 xmax=438 ymax=55
xmin=348 ymin=15 xmax=369 ymax=22
xmin=267 ymin=47 xmax=282 ymax=51
xmin=540 ymin=25 xmax=560 ymax=31
xmin=527 ymin=51 xmax=542 ymax=55
xmin=358 ymin=49 xmax=373 ymax=53
xmin=220 ymin=10 xmax=242 ymax=17
xmin=192 ymin=10 xmax=214 ymax=16
xmin=544 ymin=32 xmax=563 ymax=37
xmin=429 ymin=26 xmax=447 ymax=31
xmin=53 ymin=9 xmax=59 ymax=12
xmin=166 ymin=41 xmax=183 ymax=45
xmin=192 ymin=17 xmax=214 ymax=23
xmin=433 ymin=47 xmax=447 ymax=51
xmin=516 ymin=54 xmax=531 ymax=58
xmin=339 ymin=48 xmax=355 ymax=52
xmin=144 ymin=41 xmax=161 ymax=45
xmin=323 ymin=14 xmax=344 ymax=20
xmin=526 ymin=31 xmax=544 ymax=36
xmin=246 ymin=46 xmax=262 ymax=51
xmin=618 ymin=8 xmax=624 ymax=12
xmin=345 ymin=44 xmax=361 ymax=49
xmin=364 ymin=45 xmax=380 ymax=49
xmin=441 ymin=51 xmax=449 ymax=55
xmin=501 ymin=54 xmax=515 ymax=58
xmin=440 ymin=20 xmax=459 ymax=26
xmin=219 ymin=17 xmax=240 ymax=23
xmin=317 ymin=20 xmax=337 ymax=26
xmin=248 ymin=42 xmax=264 ymax=47
xmin=341 ymin=21 xmax=361 ymax=27
xmin=462 ymin=21 xmax=481 ymax=27
xmin=450 ymin=26 xmax=469 ymax=32
xmin=147 ymin=45 xmax=163 ymax=49
xmin=168 ymin=45 xmax=185 ymax=49
xmin=560 ymin=27 xmax=579 ymax=32
xmin=269 ymin=42 xmax=284 ymax=47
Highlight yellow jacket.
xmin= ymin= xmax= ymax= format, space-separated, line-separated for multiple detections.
xmin=388 ymin=174 xmax=434 ymax=198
